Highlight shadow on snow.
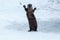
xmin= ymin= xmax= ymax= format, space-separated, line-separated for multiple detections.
xmin=6 ymin=18 xmax=60 ymax=33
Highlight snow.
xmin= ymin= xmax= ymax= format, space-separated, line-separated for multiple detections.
xmin=0 ymin=0 xmax=60 ymax=40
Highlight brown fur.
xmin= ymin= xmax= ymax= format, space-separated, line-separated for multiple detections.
xmin=23 ymin=4 xmax=37 ymax=31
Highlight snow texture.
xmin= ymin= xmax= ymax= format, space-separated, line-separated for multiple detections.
xmin=0 ymin=0 xmax=60 ymax=40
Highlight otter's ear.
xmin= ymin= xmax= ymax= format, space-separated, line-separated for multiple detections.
xmin=23 ymin=5 xmax=26 ymax=8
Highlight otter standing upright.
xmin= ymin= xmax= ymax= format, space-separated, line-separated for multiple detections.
xmin=23 ymin=4 xmax=37 ymax=32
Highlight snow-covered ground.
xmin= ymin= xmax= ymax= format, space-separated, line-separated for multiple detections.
xmin=0 ymin=0 xmax=60 ymax=40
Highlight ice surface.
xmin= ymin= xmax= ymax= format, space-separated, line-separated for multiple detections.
xmin=0 ymin=0 xmax=60 ymax=40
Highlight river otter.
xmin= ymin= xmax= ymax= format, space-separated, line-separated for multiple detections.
xmin=23 ymin=4 xmax=37 ymax=32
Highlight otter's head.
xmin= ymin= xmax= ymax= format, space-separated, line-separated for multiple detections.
xmin=27 ymin=4 xmax=32 ymax=8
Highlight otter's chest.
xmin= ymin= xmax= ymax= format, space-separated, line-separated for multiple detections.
xmin=27 ymin=9 xmax=33 ymax=14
